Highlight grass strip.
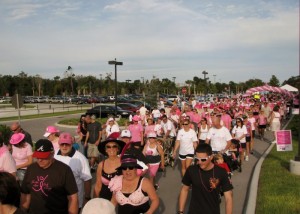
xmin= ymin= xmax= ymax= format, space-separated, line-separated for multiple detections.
xmin=0 ymin=110 xmax=86 ymax=122
xmin=256 ymin=116 xmax=300 ymax=214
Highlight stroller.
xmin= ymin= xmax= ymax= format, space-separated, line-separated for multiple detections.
xmin=223 ymin=139 xmax=242 ymax=173
xmin=157 ymin=137 xmax=175 ymax=167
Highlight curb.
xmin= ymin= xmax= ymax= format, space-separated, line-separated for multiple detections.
xmin=244 ymin=115 xmax=294 ymax=214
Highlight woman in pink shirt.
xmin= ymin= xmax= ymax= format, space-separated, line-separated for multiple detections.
xmin=10 ymin=133 xmax=33 ymax=184
xmin=257 ymin=110 xmax=267 ymax=140
xmin=128 ymin=115 xmax=144 ymax=147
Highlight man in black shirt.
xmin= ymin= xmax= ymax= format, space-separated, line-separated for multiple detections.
xmin=178 ymin=143 xmax=233 ymax=214
xmin=21 ymin=139 xmax=78 ymax=214
xmin=10 ymin=122 xmax=33 ymax=146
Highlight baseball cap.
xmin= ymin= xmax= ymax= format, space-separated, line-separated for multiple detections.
xmin=33 ymin=139 xmax=54 ymax=159
xmin=107 ymin=118 xmax=114 ymax=122
xmin=43 ymin=126 xmax=60 ymax=138
xmin=120 ymin=130 xmax=131 ymax=138
xmin=10 ymin=133 xmax=25 ymax=145
xmin=58 ymin=132 xmax=73 ymax=144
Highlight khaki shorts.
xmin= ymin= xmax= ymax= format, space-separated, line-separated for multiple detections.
xmin=87 ymin=143 xmax=99 ymax=158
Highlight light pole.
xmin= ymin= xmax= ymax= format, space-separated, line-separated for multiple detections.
xmin=66 ymin=66 xmax=75 ymax=96
xmin=108 ymin=58 xmax=123 ymax=116
xmin=202 ymin=70 xmax=208 ymax=101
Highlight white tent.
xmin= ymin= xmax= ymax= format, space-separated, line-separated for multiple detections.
xmin=280 ymin=84 xmax=298 ymax=92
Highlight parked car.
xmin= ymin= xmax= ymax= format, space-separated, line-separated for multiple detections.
xmin=124 ymin=100 xmax=152 ymax=111
xmin=86 ymin=105 xmax=133 ymax=118
xmin=117 ymin=103 xmax=140 ymax=112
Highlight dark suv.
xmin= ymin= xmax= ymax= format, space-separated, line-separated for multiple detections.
xmin=86 ymin=105 xmax=133 ymax=118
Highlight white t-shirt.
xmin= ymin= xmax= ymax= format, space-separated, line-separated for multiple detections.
xmin=161 ymin=120 xmax=177 ymax=137
xmin=55 ymin=149 xmax=92 ymax=208
xmin=206 ymin=126 xmax=232 ymax=151
xmin=199 ymin=124 xmax=209 ymax=140
xmin=176 ymin=129 xmax=198 ymax=155
xmin=105 ymin=124 xmax=120 ymax=137
xmin=232 ymin=125 xmax=247 ymax=143
xmin=152 ymin=109 xmax=161 ymax=118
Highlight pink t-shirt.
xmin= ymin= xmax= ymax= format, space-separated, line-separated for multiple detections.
xmin=12 ymin=143 xmax=33 ymax=168
xmin=0 ymin=145 xmax=16 ymax=173
xmin=221 ymin=114 xmax=232 ymax=130
xmin=128 ymin=124 xmax=144 ymax=142
xmin=144 ymin=125 xmax=155 ymax=137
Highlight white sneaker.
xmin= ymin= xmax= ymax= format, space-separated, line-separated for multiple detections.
xmin=245 ymin=156 xmax=249 ymax=161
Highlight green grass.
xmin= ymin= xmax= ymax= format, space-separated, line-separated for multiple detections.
xmin=58 ymin=117 xmax=129 ymax=126
xmin=0 ymin=110 xmax=86 ymax=122
xmin=256 ymin=115 xmax=300 ymax=214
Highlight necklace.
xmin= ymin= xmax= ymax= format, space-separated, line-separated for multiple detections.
xmin=199 ymin=165 xmax=219 ymax=192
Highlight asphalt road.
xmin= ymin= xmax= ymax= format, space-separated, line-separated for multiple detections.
xmin=1 ymin=113 xmax=274 ymax=214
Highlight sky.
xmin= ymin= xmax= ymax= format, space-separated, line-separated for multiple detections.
xmin=0 ymin=0 xmax=299 ymax=85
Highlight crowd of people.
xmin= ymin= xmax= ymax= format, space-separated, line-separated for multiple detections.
xmin=0 ymin=92 xmax=293 ymax=214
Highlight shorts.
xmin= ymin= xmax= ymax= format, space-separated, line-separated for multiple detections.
xmin=148 ymin=163 xmax=160 ymax=177
xmin=240 ymin=143 xmax=246 ymax=149
xmin=179 ymin=154 xmax=194 ymax=160
xmin=199 ymin=139 xmax=206 ymax=144
xmin=258 ymin=125 xmax=266 ymax=129
xmin=87 ymin=143 xmax=100 ymax=158
xmin=246 ymin=136 xmax=251 ymax=143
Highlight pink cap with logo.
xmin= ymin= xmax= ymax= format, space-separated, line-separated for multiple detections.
xmin=58 ymin=132 xmax=73 ymax=144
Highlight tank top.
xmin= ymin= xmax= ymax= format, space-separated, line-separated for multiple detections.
xmin=199 ymin=124 xmax=209 ymax=140
xmin=272 ymin=112 xmax=281 ymax=123
xmin=116 ymin=177 xmax=149 ymax=206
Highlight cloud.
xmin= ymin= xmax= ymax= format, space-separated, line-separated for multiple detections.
xmin=0 ymin=0 xmax=298 ymax=84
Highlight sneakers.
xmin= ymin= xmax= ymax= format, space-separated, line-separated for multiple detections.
xmin=245 ymin=156 xmax=249 ymax=161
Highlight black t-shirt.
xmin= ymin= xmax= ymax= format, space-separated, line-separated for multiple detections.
xmin=21 ymin=160 xmax=78 ymax=214
xmin=87 ymin=121 xmax=102 ymax=144
xmin=14 ymin=208 xmax=27 ymax=214
xmin=182 ymin=165 xmax=233 ymax=214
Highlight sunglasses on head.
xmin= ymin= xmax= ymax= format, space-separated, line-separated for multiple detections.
xmin=196 ymin=156 xmax=211 ymax=162
xmin=121 ymin=166 xmax=135 ymax=170
xmin=183 ymin=123 xmax=189 ymax=125
xmin=106 ymin=145 xmax=118 ymax=149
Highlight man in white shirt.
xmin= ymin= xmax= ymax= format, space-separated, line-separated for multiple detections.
xmin=55 ymin=132 xmax=92 ymax=210
xmin=206 ymin=114 xmax=232 ymax=153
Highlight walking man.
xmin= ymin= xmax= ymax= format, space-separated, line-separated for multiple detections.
xmin=21 ymin=139 xmax=78 ymax=214
xmin=84 ymin=114 xmax=102 ymax=172
xmin=178 ymin=143 xmax=233 ymax=214
xmin=55 ymin=132 xmax=92 ymax=211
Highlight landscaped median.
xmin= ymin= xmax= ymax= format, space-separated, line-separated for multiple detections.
xmin=256 ymin=115 xmax=300 ymax=214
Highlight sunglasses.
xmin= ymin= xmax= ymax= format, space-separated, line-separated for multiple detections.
xmin=196 ymin=156 xmax=211 ymax=162
xmin=60 ymin=143 xmax=71 ymax=147
xmin=121 ymin=166 xmax=135 ymax=170
xmin=106 ymin=145 xmax=118 ymax=149
xmin=148 ymin=137 xmax=156 ymax=139
xmin=183 ymin=123 xmax=189 ymax=125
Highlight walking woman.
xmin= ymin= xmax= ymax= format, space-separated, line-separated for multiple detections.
xmin=198 ymin=118 xmax=209 ymax=144
xmin=10 ymin=133 xmax=33 ymax=184
xmin=110 ymin=154 xmax=159 ymax=214
xmin=270 ymin=105 xmax=281 ymax=141
xmin=257 ymin=110 xmax=267 ymax=140
xmin=94 ymin=133 xmax=125 ymax=200
xmin=172 ymin=119 xmax=198 ymax=176
xmin=142 ymin=132 xmax=164 ymax=190
xmin=231 ymin=118 xmax=247 ymax=163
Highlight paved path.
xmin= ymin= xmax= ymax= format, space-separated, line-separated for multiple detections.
xmin=1 ymin=113 xmax=276 ymax=214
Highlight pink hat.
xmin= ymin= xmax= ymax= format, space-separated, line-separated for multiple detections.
xmin=10 ymin=133 xmax=25 ymax=145
xmin=58 ymin=132 xmax=73 ymax=144
xmin=132 ymin=115 xmax=140 ymax=121
xmin=43 ymin=126 xmax=60 ymax=138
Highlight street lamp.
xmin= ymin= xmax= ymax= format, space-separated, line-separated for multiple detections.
xmin=66 ymin=66 xmax=75 ymax=96
xmin=202 ymin=70 xmax=208 ymax=101
xmin=108 ymin=58 xmax=123 ymax=116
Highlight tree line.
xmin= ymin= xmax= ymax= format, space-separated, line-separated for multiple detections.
xmin=0 ymin=71 xmax=298 ymax=97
